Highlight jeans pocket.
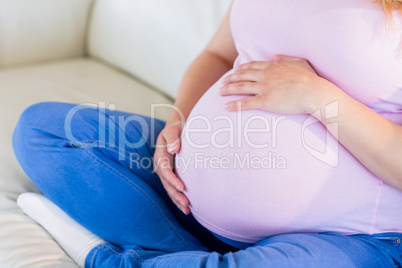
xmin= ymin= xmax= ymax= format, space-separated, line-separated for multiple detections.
xmin=374 ymin=236 xmax=402 ymax=245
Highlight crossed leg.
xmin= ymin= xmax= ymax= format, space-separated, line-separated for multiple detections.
xmin=12 ymin=102 xmax=402 ymax=268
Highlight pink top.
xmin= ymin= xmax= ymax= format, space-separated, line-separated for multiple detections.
xmin=175 ymin=0 xmax=402 ymax=244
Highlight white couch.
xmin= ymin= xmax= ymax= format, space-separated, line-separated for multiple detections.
xmin=0 ymin=0 xmax=232 ymax=266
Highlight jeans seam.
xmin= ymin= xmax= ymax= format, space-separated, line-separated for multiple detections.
xmin=90 ymin=243 xmax=104 ymax=268
xmin=141 ymin=253 xmax=209 ymax=264
xmin=375 ymin=237 xmax=398 ymax=244
xmin=101 ymin=244 xmax=209 ymax=266
xmin=101 ymin=244 xmax=143 ymax=263
xmin=74 ymin=140 xmax=154 ymax=177
xmin=76 ymin=143 xmax=195 ymax=251
xmin=74 ymin=140 xmax=135 ymax=162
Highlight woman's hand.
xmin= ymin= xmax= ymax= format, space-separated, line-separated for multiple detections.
xmin=153 ymin=121 xmax=190 ymax=215
xmin=220 ymin=54 xmax=330 ymax=115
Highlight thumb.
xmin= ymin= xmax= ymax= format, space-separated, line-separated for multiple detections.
xmin=164 ymin=126 xmax=182 ymax=154
xmin=273 ymin=54 xmax=302 ymax=62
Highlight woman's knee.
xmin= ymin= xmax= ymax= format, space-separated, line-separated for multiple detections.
xmin=12 ymin=102 xmax=76 ymax=164
xmin=14 ymin=101 xmax=57 ymax=132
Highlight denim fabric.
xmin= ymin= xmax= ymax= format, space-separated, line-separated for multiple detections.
xmin=12 ymin=102 xmax=402 ymax=268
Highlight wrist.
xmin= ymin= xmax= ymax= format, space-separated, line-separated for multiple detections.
xmin=307 ymin=79 xmax=342 ymax=120
xmin=166 ymin=105 xmax=187 ymax=127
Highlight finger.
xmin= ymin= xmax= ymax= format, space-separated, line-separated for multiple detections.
xmin=153 ymin=145 xmax=172 ymax=172
xmin=154 ymin=153 xmax=185 ymax=192
xmin=155 ymin=158 xmax=189 ymax=207
xmin=219 ymin=81 xmax=259 ymax=96
xmin=273 ymin=54 xmax=317 ymax=74
xmin=236 ymin=61 xmax=271 ymax=71
xmin=159 ymin=177 xmax=189 ymax=208
xmin=160 ymin=178 xmax=190 ymax=209
xmin=162 ymin=185 xmax=191 ymax=215
xmin=223 ymin=70 xmax=263 ymax=85
xmin=163 ymin=128 xmax=181 ymax=154
xmin=224 ymin=96 xmax=264 ymax=111
xmin=162 ymin=167 xmax=186 ymax=192
xmin=175 ymin=202 xmax=190 ymax=215
xmin=273 ymin=54 xmax=306 ymax=62
xmin=180 ymin=206 xmax=190 ymax=215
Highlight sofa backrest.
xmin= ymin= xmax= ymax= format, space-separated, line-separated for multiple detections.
xmin=0 ymin=0 xmax=92 ymax=69
xmin=87 ymin=0 xmax=232 ymax=100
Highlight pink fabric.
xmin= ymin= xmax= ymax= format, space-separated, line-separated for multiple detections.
xmin=175 ymin=0 xmax=402 ymax=244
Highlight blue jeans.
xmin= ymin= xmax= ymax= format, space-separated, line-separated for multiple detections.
xmin=12 ymin=102 xmax=402 ymax=268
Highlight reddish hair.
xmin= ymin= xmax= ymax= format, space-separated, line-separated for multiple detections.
xmin=377 ymin=0 xmax=402 ymax=17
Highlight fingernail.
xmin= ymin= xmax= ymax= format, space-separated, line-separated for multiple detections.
xmin=179 ymin=206 xmax=187 ymax=214
xmin=224 ymin=102 xmax=231 ymax=109
xmin=219 ymin=87 xmax=224 ymax=94
xmin=168 ymin=145 xmax=176 ymax=152
xmin=176 ymin=185 xmax=184 ymax=192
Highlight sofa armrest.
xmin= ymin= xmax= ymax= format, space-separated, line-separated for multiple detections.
xmin=0 ymin=0 xmax=93 ymax=69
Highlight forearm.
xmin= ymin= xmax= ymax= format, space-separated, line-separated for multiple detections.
xmin=166 ymin=50 xmax=233 ymax=125
xmin=313 ymin=79 xmax=402 ymax=190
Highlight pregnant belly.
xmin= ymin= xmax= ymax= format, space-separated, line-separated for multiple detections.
xmin=174 ymin=69 xmax=386 ymax=243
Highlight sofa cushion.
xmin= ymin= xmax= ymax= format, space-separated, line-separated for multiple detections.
xmin=0 ymin=58 xmax=173 ymax=267
xmin=87 ymin=0 xmax=232 ymax=99
xmin=0 ymin=0 xmax=93 ymax=69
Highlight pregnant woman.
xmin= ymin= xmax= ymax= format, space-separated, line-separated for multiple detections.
xmin=12 ymin=0 xmax=402 ymax=267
